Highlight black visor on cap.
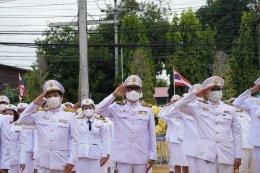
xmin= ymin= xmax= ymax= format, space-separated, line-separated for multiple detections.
xmin=211 ymin=86 xmax=222 ymax=91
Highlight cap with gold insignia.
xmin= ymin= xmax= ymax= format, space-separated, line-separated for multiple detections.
xmin=188 ymin=84 xmax=202 ymax=93
xmin=17 ymin=103 xmax=28 ymax=110
xmin=64 ymin=102 xmax=74 ymax=107
xmin=43 ymin=80 xmax=65 ymax=94
xmin=170 ymin=95 xmax=181 ymax=102
xmin=202 ymin=76 xmax=224 ymax=89
xmin=81 ymin=99 xmax=94 ymax=107
xmin=0 ymin=95 xmax=10 ymax=104
xmin=124 ymin=75 xmax=142 ymax=88
xmin=4 ymin=104 xmax=17 ymax=112
xmin=254 ymin=77 xmax=260 ymax=85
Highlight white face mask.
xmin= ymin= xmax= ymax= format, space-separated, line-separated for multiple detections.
xmin=6 ymin=114 xmax=14 ymax=123
xmin=83 ymin=109 xmax=94 ymax=117
xmin=208 ymin=91 xmax=223 ymax=103
xmin=0 ymin=104 xmax=6 ymax=112
xmin=126 ymin=90 xmax=141 ymax=102
xmin=46 ymin=97 xmax=61 ymax=109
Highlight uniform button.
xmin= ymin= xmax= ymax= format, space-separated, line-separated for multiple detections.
xmin=216 ymin=132 xmax=219 ymax=134
xmin=131 ymin=140 xmax=134 ymax=142
xmin=216 ymin=141 xmax=219 ymax=144
xmin=50 ymin=149 xmax=53 ymax=151
xmin=132 ymin=131 xmax=135 ymax=134
xmin=131 ymin=123 xmax=135 ymax=125
xmin=215 ymin=122 xmax=218 ymax=125
xmin=51 ymin=130 xmax=54 ymax=132
xmin=50 ymin=140 xmax=54 ymax=142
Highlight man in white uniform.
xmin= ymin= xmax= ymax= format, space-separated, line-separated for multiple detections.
xmin=0 ymin=111 xmax=11 ymax=173
xmin=234 ymin=77 xmax=260 ymax=172
xmin=19 ymin=80 xmax=79 ymax=173
xmin=173 ymin=76 xmax=242 ymax=173
xmin=95 ymin=75 xmax=157 ymax=173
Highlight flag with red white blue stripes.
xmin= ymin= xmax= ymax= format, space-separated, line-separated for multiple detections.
xmin=18 ymin=73 xmax=26 ymax=101
xmin=173 ymin=70 xmax=191 ymax=87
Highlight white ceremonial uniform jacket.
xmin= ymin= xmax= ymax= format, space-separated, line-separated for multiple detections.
xmin=95 ymin=94 xmax=157 ymax=164
xmin=76 ymin=116 xmax=108 ymax=159
xmin=10 ymin=123 xmax=26 ymax=166
xmin=236 ymin=109 xmax=253 ymax=149
xmin=234 ymin=90 xmax=260 ymax=147
xmin=158 ymin=108 xmax=182 ymax=144
xmin=0 ymin=114 xmax=11 ymax=169
xmin=174 ymin=92 xmax=242 ymax=164
xmin=18 ymin=103 xmax=79 ymax=170
xmin=164 ymin=110 xmax=199 ymax=158
xmin=104 ymin=118 xmax=114 ymax=155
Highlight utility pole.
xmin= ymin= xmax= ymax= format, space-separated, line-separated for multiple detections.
xmin=101 ymin=4 xmax=129 ymax=81
xmin=114 ymin=0 xmax=119 ymax=79
xmin=78 ymin=0 xmax=89 ymax=99
xmin=256 ymin=0 xmax=260 ymax=64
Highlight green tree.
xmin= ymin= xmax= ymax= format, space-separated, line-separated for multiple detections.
xmin=228 ymin=11 xmax=260 ymax=97
xmin=166 ymin=10 xmax=216 ymax=96
xmin=196 ymin=0 xmax=253 ymax=50
xmin=3 ymin=87 xmax=19 ymax=104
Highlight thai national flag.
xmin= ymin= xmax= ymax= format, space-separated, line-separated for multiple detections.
xmin=18 ymin=73 xmax=26 ymax=100
xmin=174 ymin=70 xmax=191 ymax=87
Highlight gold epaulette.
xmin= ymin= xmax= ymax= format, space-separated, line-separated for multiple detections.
xmin=14 ymin=122 xmax=23 ymax=126
xmin=94 ymin=115 xmax=108 ymax=122
xmin=197 ymin=99 xmax=208 ymax=104
xmin=76 ymin=115 xmax=85 ymax=119
xmin=116 ymin=100 xmax=127 ymax=105
xmin=64 ymin=107 xmax=75 ymax=112
xmin=141 ymin=101 xmax=153 ymax=108
xmin=38 ymin=107 xmax=49 ymax=111
xmin=224 ymin=100 xmax=234 ymax=106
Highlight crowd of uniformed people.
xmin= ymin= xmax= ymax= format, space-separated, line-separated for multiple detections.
xmin=0 ymin=74 xmax=259 ymax=173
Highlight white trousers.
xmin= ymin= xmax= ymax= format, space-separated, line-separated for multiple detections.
xmin=239 ymin=148 xmax=256 ymax=173
xmin=169 ymin=142 xmax=181 ymax=166
xmin=169 ymin=142 xmax=175 ymax=171
xmin=187 ymin=156 xmax=198 ymax=173
xmin=23 ymin=152 xmax=36 ymax=173
xmin=197 ymin=158 xmax=234 ymax=173
xmin=75 ymin=158 xmax=103 ymax=173
xmin=38 ymin=167 xmax=65 ymax=173
xmin=117 ymin=162 xmax=147 ymax=173
xmin=253 ymin=146 xmax=260 ymax=172
xmin=179 ymin=141 xmax=188 ymax=166
xmin=9 ymin=165 xmax=21 ymax=173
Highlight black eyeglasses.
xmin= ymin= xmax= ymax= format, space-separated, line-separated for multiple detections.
xmin=126 ymin=86 xmax=141 ymax=92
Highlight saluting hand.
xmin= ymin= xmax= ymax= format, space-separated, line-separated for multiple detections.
xmin=195 ymin=85 xmax=213 ymax=97
xmin=113 ymin=84 xmax=127 ymax=97
xmin=33 ymin=91 xmax=47 ymax=105
xmin=249 ymin=83 xmax=260 ymax=93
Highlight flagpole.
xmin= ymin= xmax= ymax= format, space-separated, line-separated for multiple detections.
xmin=173 ymin=67 xmax=176 ymax=95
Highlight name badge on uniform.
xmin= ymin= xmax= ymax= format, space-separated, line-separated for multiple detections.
xmin=59 ymin=119 xmax=68 ymax=123
xmin=95 ymin=125 xmax=103 ymax=128
xmin=138 ymin=110 xmax=148 ymax=115
xmin=224 ymin=110 xmax=231 ymax=114
xmin=203 ymin=107 xmax=209 ymax=111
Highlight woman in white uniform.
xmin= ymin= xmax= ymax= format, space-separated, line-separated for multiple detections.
xmin=75 ymin=99 xmax=108 ymax=173
xmin=18 ymin=103 xmax=38 ymax=173
xmin=3 ymin=104 xmax=26 ymax=173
